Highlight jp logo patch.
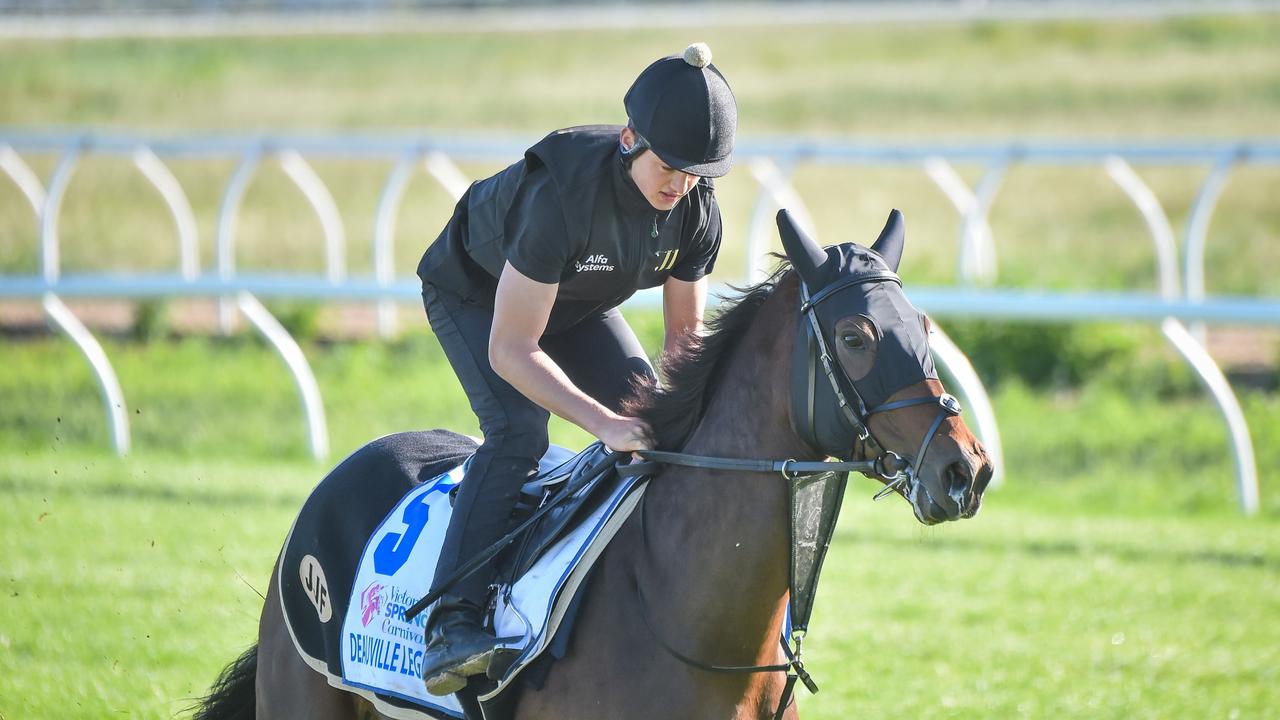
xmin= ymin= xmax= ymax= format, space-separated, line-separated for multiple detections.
xmin=299 ymin=554 xmax=333 ymax=623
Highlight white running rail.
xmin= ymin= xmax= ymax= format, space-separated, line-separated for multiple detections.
xmin=1 ymin=131 xmax=1275 ymax=515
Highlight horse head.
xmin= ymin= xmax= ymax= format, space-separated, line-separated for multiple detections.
xmin=778 ymin=209 xmax=992 ymax=524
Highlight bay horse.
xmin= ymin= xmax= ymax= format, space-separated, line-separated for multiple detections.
xmin=193 ymin=210 xmax=992 ymax=720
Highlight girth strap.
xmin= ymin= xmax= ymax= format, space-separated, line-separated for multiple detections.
xmin=635 ymin=581 xmax=816 ymax=720
xmin=774 ymin=672 xmax=800 ymax=720
xmin=636 ymin=583 xmax=792 ymax=675
xmin=635 ymin=493 xmax=819 ymax=720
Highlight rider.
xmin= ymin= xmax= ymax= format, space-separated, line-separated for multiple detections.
xmin=415 ymin=42 xmax=738 ymax=694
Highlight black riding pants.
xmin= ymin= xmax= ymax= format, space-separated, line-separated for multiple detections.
xmin=422 ymin=283 xmax=655 ymax=606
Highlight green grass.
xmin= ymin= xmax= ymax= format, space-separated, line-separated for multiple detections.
xmin=0 ymin=438 xmax=1277 ymax=718
xmin=0 ymin=323 xmax=596 ymax=459
xmin=0 ymin=451 xmax=311 ymax=718
xmin=809 ymin=494 xmax=1280 ymax=719
xmin=3 ymin=17 xmax=1278 ymax=137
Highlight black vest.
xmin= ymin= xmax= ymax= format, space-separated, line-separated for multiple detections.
xmin=418 ymin=126 xmax=720 ymax=334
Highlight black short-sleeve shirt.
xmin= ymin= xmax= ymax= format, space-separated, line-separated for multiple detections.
xmin=418 ymin=126 xmax=722 ymax=334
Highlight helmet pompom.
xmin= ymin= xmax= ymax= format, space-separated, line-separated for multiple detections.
xmin=682 ymin=42 xmax=712 ymax=68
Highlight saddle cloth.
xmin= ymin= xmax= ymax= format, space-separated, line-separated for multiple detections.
xmin=279 ymin=430 xmax=648 ymax=720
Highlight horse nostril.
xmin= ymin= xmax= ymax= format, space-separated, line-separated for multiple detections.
xmin=973 ymin=462 xmax=993 ymax=497
xmin=946 ymin=461 xmax=971 ymax=496
xmin=944 ymin=461 xmax=971 ymax=517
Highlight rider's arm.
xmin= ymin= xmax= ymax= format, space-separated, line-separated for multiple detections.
xmin=661 ymin=191 xmax=720 ymax=363
xmin=489 ymin=261 xmax=652 ymax=451
xmin=661 ymin=275 xmax=707 ymax=362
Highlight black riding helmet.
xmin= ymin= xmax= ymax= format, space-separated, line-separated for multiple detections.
xmin=623 ymin=42 xmax=738 ymax=178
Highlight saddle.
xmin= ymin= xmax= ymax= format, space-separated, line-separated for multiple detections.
xmin=278 ymin=430 xmax=647 ymax=720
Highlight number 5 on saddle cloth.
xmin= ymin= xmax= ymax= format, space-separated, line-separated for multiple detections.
xmin=278 ymin=431 xmax=646 ymax=720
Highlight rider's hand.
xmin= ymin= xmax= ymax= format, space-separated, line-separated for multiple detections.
xmin=594 ymin=414 xmax=654 ymax=452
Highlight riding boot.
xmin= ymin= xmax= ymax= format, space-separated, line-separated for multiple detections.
xmin=420 ymin=595 xmax=499 ymax=696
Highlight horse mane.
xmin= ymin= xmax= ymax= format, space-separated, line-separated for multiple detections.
xmin=623 ymin=259 xmax=793 ymax=450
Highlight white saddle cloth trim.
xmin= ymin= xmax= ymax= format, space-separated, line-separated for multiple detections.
xmin=483 ymin=474 xmax=647 ymax=700
xmin=338 ymin=455 xmax=645 ymax=715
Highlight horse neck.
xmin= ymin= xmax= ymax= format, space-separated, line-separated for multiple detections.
xmin=682 ymin=274 xmax=809 ymax=461
xmin=639 ymin=275 xmax=811 ymax=661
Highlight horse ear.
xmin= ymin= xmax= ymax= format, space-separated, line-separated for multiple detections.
xmin=870 ymin=209 xmax=905 ymax=272
xmin=776 ymin=209 xmax=827 ymax=286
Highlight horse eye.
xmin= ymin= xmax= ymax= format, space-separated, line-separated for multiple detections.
xmin=841 ymin=333 xmax=865 ymax=350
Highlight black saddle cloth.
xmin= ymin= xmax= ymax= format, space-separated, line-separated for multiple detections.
xmin=279 ymin=430 xmax=626 ymax=720
xmin=280 ymin=430 xmax=478 ymax=684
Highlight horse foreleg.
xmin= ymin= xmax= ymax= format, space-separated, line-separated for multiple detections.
xmin=257 ymin=561 xmax=365 ymax=720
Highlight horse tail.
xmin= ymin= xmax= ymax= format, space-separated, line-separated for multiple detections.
xmin=192 ymin=644 xmax=257 ymax=720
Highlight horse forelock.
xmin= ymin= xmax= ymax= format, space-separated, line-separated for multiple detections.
xmin=622 ymin=259 xmax=796 ymax=450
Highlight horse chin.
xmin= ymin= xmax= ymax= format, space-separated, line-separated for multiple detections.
xmin=907 ymin=479 xmax=958 ymax=526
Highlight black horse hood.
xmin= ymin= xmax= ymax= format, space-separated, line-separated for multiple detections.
xmin=778 ymin=209 xmax=937 ymax=454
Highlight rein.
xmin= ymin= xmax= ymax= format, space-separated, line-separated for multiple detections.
xmin=623 ymin=451 xmax=903 ymax=480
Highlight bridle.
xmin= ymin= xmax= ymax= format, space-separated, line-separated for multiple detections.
xmin=795 ymin=274 xmax=962 ymax=506
xmin=640 ymin=271 xmax=963 ymax=504
xmin=629 ymin=269 xmax=965 ymax=720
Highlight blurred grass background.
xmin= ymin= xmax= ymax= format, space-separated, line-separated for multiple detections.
xmin=2 ymin=16 xmax=1280 ymax=292
xmin=1 ymin=11 xmax=1279 ymax=720
xmin=3 ymin=17 xmax=1279 ymax=136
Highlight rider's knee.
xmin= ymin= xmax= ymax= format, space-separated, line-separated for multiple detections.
xmin=481 ymin=427 xmax=550 ymax=464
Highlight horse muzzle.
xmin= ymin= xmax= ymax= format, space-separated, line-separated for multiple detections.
xmin=910 ymin=450 xmax=993 ymax=524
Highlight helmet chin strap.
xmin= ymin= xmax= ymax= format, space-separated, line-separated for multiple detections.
xmin=619 ymin=123 xmax=651 ymax=165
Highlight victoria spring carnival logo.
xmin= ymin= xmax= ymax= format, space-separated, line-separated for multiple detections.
xmin=574 ymin=253 xmax=614 ymax=273
xmin=360 ymin=581 xmax=385 ymax=627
